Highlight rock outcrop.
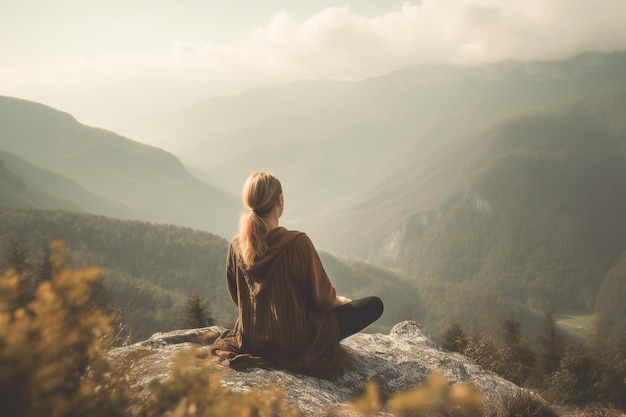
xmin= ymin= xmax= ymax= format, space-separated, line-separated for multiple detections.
xmin=107 ymin=321 xmax=539 ymax=416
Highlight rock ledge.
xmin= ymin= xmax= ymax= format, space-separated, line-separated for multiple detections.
xmin=107 ymin=321 xmax=534 ymax=416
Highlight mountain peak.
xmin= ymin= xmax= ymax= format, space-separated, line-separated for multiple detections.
xmin=370 ymin=50 xmax=626 ymax=87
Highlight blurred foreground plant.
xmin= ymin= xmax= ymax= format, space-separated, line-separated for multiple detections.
xmin=141 ymin=349 xmax=300 ymax=417
xmin=0 ymin=241 xmax=128 ymax=417
xmin=350 ymin=372 xmax=483 ymax=417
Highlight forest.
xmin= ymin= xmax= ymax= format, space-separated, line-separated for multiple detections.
xmin=0 ymin=208 xmax=422 ymax=341
xmin=1 ymin=232 xmax=624 ymax=417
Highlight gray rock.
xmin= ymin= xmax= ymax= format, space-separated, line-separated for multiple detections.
xmin=106 ymin=321 xmax=539 ymax=416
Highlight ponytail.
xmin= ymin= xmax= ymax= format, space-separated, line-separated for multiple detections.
xmin=236 ymin=172 xmax=282 ymax=267
xmin=237 ymin=211 xmax=268 ymax=267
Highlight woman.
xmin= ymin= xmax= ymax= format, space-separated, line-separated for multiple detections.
xmin=212 ymin=172 xmax=383 ymax=378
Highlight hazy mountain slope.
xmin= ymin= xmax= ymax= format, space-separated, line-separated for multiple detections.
xmin=0 ymin=95 xmax=239 ymax=237
xmin=316 ymin=89 xmax=626 ymax=338
xmin=0 ymin=208 xmax=419 ymax=338
xmin=0 ymin=150 xmax=133 ymax=216
xmin=0 ymin=208 xmax=232 ymax=340
xmin=189 ymin=52 xmax=626 ymax=230
xmin=9 ymin=77 xmax=260 ymax=138
xmin=0 ymin=158 xmax=46 ymax=210
xmin=119 ymin=79 xmax=352 ymax=153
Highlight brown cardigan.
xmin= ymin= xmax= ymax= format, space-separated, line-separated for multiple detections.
xmin=211 ymin=227 xmax=344 ymax=378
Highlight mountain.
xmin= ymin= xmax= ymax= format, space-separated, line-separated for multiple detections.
xmin=0 ymin=208 xmax=420 ymax=339
xmin=118 ymin=78 xmax=352 ymax=154
xmin=0 ymin=158 xmax=44 ymax=210
xmin=320 ymin=88 xmax=626 ymax=338
xmin=0 ymin=150 xmax=133 ymax=216
xmin=181 ymin=51 xmax=626 ymax=226
xmin=162 ymin=51 xmax=626 ymax=338
xmin=0 ymin=95 xmax=239 ymax=238
xmin=4 ymin=76 xmax=259 ymax=143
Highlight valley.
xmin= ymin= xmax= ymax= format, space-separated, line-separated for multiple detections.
xmin=1 ymin=51 xmax=625 ymax=343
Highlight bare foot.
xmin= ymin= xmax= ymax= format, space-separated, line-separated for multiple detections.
xmin=214 ymin=349 xmax=231 ymax=358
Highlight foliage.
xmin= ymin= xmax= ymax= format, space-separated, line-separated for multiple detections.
xmin=0 ymin=208 xmax=233 ymax=339
xmin=495 ymin=320 xmax=536 ymax=387
xmin=441 ymin=323 xmax=469 ymax=353
xmin=395 ymin=90 xmax=626 ymax=343
xmin=443 ymin=315 xmax=626 ymax=410
xmin=536 ymin=311 xmax=566 ymax=377
xmin=0 ymin=241 xmax=128 ymax=417
xmin=494 ymin=391 xmax=558 ymax=417
xmin=180 ymin=291 xmax=215 ymax=329
xmin=0 ymin=208 xmax=422 ymax=339
xmin=347 ymin=372 xmax=483 ymax=417
xmin=0 ymin=242 xmax=305 ymax=417
xmin=140 ymin=349 xmax=300 ymax=417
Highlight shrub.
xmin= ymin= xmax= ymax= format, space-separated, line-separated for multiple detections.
xmin=0 ymin=241 xmax=128 ymax=417
xmin=349 ymin=373 xmax=483 ymax=417
xmin=140 ymin=349 xmax=300 ymax=417
xmin=180 ymin=291 xmax=215 ymax=329
xmin=493 ymin=390 xmax=559 ymax=417
xmin=442 ymin=323 xmax=470 ymax=353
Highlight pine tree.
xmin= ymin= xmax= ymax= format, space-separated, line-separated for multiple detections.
xmin=1 ymin=235 xmax=34 ymax=308
xmin=1 ymin=234 xmax=30 ymax=274
xmin=536 ymin=311 xmax=565 ymax=378
xmin=441 ymin=323 xmax=468 ymax=352
xmin=33 ymin=244 xmax=53 ymax=283
xmin=181 ymin=291 xmax=215 ymax=329
xmin=498 ymin=319 xmax=535 ymax=386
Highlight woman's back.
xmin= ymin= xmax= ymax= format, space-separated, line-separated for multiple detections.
xmin=214 ymin=227 xmax=345 ymax=378
xmin=212 ymin=171 xmax=382 ymax=378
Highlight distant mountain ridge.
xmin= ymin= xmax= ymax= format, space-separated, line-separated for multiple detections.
xmin=368 ymin=51 xmax=626 ymax=86
xmin=319 ymin=89 xmax=626 ymax=338
xmin=0 ymin=149 xmax=133 ymax=216
xmin=173 ymin=51 xmax=626 ymax=232
xmin=151 ymin=51 xmax=626 ymax=338
xmin=3 ymin=51 xmax=626 ymax=341
xmin=0 ymin=95 xmax=239 ymax=238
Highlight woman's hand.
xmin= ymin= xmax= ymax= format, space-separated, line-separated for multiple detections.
xmin=334 ymin=295 xmax=352 ymax=307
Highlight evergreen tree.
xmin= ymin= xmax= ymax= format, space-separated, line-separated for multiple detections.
xmin=536 ymin=311 xmax=565 ymax=378
xmin=1 ymin=235 xmax=35 ymax=307
xmin=497 ymin=319 xmax=535 ymax=386
xmin=549 ymin=345 xmax=595 ymax=404
xmin=441 ymin=323 xmax=468 ymax=352
xmin=33 ymin=244 xmax=53 ymax=283
xmin=1 ymin=234 xmax=30 ymax=274
xmin=181 ymin=291 xmax=215 ymax=329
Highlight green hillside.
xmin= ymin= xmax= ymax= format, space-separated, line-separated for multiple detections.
xmin=0 ymin=150 xmax=133 ymax=216
xmin=161 ymin=52 xmax=626 ymax=340
xmin=0 ymin=208 xmax=416 ymax=339
xmin=0 ymin=95 xmax=239 ymax=238
xmin=185 ymin=52 xmax=626 ymax=233
xmin=0 ymin=208 xmax=233 ymax=340
xmin=0 ymin=158 xmax=43 ymax=210
xmin=336 ymin=89 xmax=626 ymax=339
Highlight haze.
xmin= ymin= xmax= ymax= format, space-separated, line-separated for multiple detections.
xmin=2 ymin=0 xmax=626 ymax=150
xmin=3 ymin=0 xmax=626 ymax=370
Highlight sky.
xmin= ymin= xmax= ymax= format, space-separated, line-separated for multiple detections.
xmin=2 ymin=0 xmax=626 ymax=93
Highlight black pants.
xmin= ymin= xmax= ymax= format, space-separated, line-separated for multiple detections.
xmin=333 ymin=296 xmax=384 ymax=340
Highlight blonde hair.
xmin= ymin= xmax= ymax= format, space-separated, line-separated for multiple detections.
xmin=236 ymin=172 xmax=283 ymax=267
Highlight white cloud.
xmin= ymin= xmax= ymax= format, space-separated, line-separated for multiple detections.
xmin=2 ymin=0 xmax=626 ymax=92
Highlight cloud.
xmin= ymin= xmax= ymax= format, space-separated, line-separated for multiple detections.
xmin=2 ymin=0 xmax=626 ymax=91
xmin=178 ymin=0 xmax=626 ymax=79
